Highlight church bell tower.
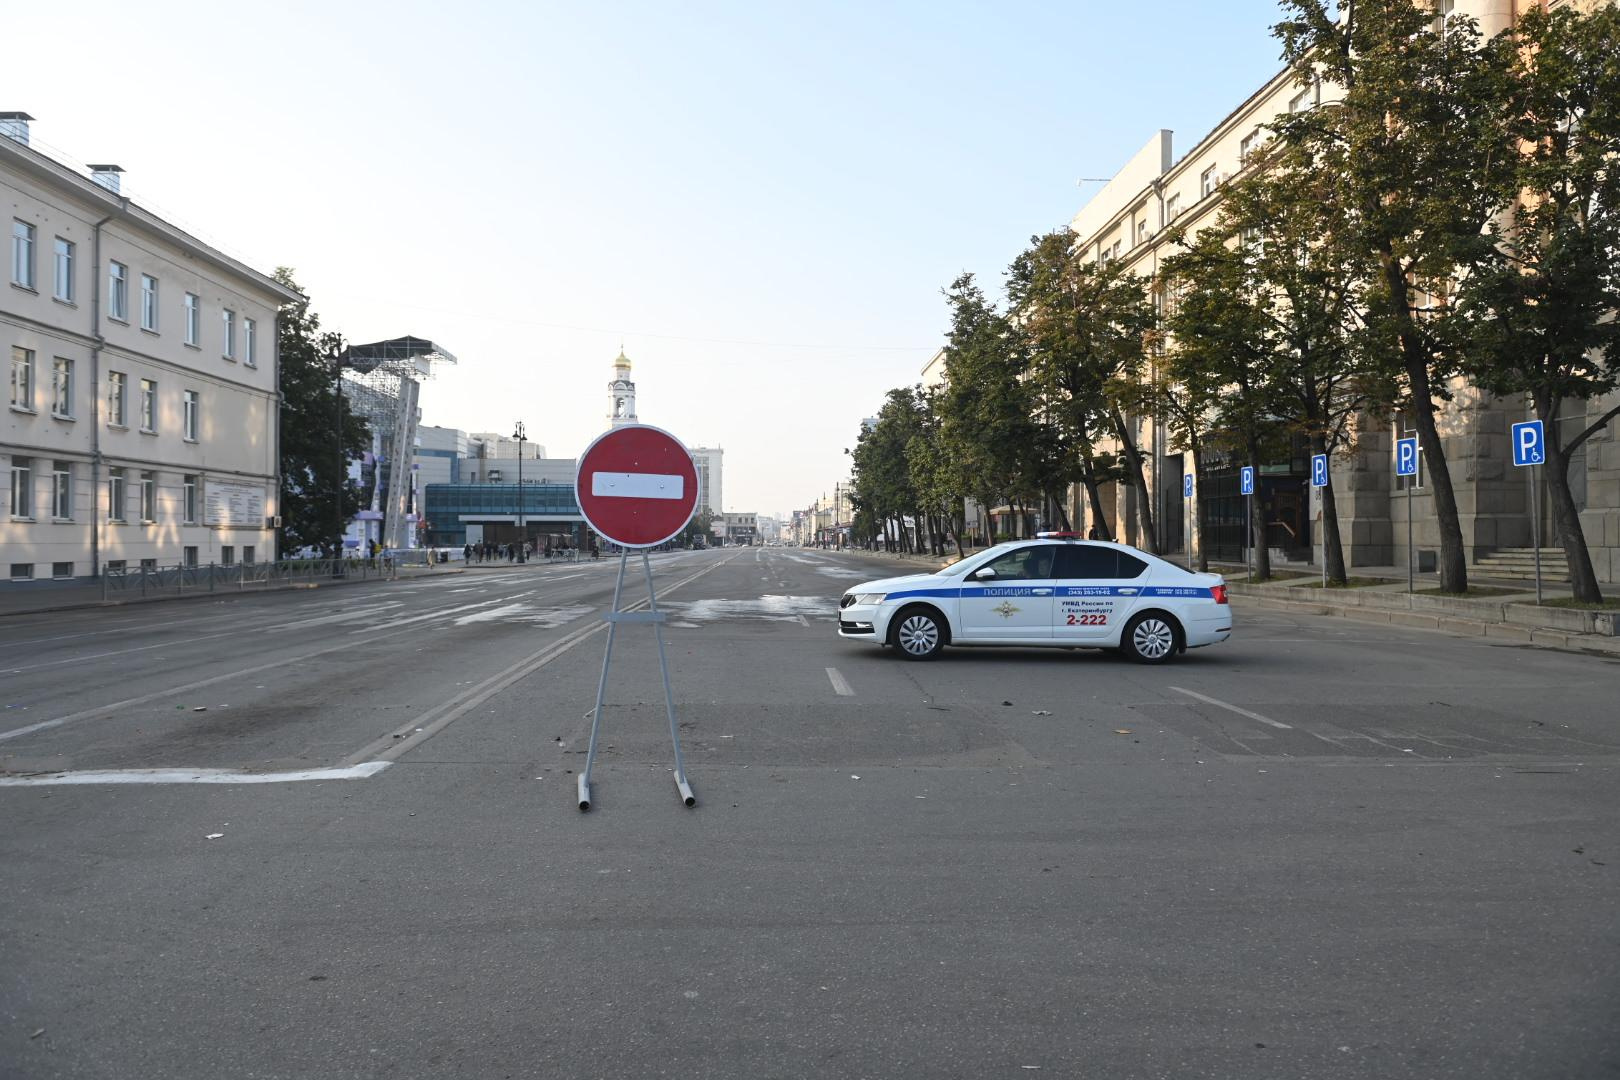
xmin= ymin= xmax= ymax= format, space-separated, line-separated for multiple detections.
xmin=608 ymin=348 xmax=638 ymax=427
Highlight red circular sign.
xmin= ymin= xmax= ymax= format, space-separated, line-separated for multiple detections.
xmin=575 ymin=425 xmax=700 ymax=548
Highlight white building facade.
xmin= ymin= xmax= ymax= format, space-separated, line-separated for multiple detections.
xmin=690 ymin=446 xmax=723 ymax=516
xmin=3 ymin=117 xmax=297 ymax=585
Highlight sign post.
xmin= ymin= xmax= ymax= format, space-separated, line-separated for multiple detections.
xmin=1395 ymin=436 xmax=1419 ymax=593
xmin=1310 ymin=453 xmax=1329 ymax=589
xmin=1183 ymin=472 xmax=1194 ymax=570
xmin=1511 ymin=419 xmax=1545 ymax=605
xmin=574 ymin=424 xmax=701 ymax=811
xmin=1239 ymin=466 xmax=1255 ymax=583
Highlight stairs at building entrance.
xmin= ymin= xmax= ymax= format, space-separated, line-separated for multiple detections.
xmin=1473 ymin=547 xmax=1570 ymax=582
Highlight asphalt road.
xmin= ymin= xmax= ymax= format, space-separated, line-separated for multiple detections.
xmin=2 ymin=547 xmax=1617 ymax=1079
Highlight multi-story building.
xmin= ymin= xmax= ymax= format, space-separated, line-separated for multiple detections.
xmin=690 ymin=445 xmax=723 ymax=517
xmin=3 ymin=114 xmax=298 ymax=585
xmin=1065 ymin=0 xmax=1618 ymax=582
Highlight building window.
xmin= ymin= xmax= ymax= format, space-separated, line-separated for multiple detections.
xmin=1166 ymin=193 xmax=1181 ymax=221
xmin=221 ymin=545 xmax=235 ymax=566
xmin=52 ymin=460 xmax=72 ymax=519
xmin=243 ymin=317 xmax=256 ymax=367
xmin=9 ymin=564 xmax=33 ymax=581
xmin=11 ymin=220 xmax=35 ymax=289
xmin=138 ymin=558 xmax=156 ymax=573
xmin=184 ymin=293 xmax=200 ymax=346
xmin=140 ymin=274 xmax=159 ymax=331
xmin=1240 ymin=128 xmax=1261 ymax=164
xmin=108 ymin=466 xmax=126 ymax=521
xmin=52 ymin=562 xmax=73 ymax=580
xmin=242 ymin=545 xmax=255 ymax=565
xmin=183 ymin=546 xmax=198 ymax=568
xmin=1110 ymin=239 xmax=1123 ymax=262
xmin=9 ymin=456 xmax=31 ymax=518
xmin=183 ymin=474 xmax=198 ymax=523
xmin=51 ymin=357 xmax=72 ymax=418
xmin=10 ymin=346 xmax=33 ymax=410
xmin=140 ymin=378 xmax=156 ymax=432
xmin=222 ymin=309 xmax=235 ymax=359
xmin=105 ymin=559 xmax=127 ymax=574
xmin=1136 ymin=219 xmax=1149 ymax=246
xmin=183 ymin=389 xmax=199 ymax=441
xmin=53 ymin=237 xmax=74 ymax=302
xmin=108 ymin=262 xmax=128 ymax=320
xmin=140 ymin=470 xmax=157 ymax=522
xmin=1201 ymin=166 xmax=1218 ymax=199
xmin=1289 ymin=84 xmax=1315 ymax=114
xmin=108 ymin=370 xmax=127 ymax=426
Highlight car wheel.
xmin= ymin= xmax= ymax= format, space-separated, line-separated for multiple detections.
xmin=890 ymin=607 xmax=945 ymax=661
xmin=1121 ymin=611 xmax=1179 ymax=664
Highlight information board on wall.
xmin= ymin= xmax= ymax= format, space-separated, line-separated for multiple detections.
xmin=204 ymin=481 xmax=266 ymax=528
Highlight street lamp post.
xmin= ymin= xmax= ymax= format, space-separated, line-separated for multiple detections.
xmin=513 ymin=421 xmax=526 ymax=563
xmin=331 ymin=345 xmax=346 ymax=573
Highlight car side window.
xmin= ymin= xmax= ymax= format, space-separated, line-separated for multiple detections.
xmin=1115 ymin=551 xmax=1149 ymax=579
xmin=982 ymin=546 xmax=1054 ymax=581
xmin=1055 ymin=544 xmax=1118 ymax=580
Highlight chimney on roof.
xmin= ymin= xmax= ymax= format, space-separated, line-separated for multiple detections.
xmin=87 ymin=164 xmax=124 ymax=194
xmin=0 ymin=112 xmax=34 ymax=145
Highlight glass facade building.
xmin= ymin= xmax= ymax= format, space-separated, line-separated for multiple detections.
xmin=423 ymin=483 xmax=587 ymax=548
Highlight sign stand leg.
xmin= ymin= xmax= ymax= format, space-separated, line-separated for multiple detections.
xmin=642 ymin=552 xmax=695 ymax=807
xmin=1245 ymin=492 xmax=1252 ymax=583
xmin=578 ymin=551 xmax=631 ymax=811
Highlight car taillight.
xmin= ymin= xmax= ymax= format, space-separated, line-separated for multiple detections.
xmin=1211 ymin=583 xmax=1228 ymax=605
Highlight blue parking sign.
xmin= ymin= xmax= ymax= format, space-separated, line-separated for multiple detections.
xmin=1395 ymin=437 xmax=1419 ymax=477
xmin=1511 ymin=420 xmax=1545 ymax=467
xmin=1240 ymin=466 xmax=1255 ymax=495
xmin=1183 ymin=474 xmax=1193 ymax=498
xmin=1311 ymin=454 xmax=1328 ymax=488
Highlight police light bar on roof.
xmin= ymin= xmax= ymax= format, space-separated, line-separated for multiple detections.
xmin=1035 ymin=531 xmax=1085 ymax=539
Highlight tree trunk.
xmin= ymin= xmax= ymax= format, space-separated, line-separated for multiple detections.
xmin=1049 ymin=489 xmax=1073 ymax=532
xmin=1082 ymin=461 xmax=1112 ymax=540
xmin=1109 ymin=405 xmax=1159 ymax=553
xmin=1313 ymin=435 xmax=1348 ymax=585
xmin=1189 ymin=440 xmax=1207 ymax=573
xmin=1246 ymin=431 xmax=1271 ymax=581
xmin=1388 ymin=265 xmax=1468 ymax=592
xmin=1537 ymin=396 xmax=1604 ymax=604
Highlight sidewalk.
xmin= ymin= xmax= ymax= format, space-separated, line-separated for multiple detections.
xmin=1213 ymin=560 xmax=1620 ymax=658
xmin=0 ymin=563 xmax=466 ymax=619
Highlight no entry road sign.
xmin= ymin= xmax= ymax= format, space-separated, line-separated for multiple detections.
xmin=575 ymin=424 xmax=699 ymax=548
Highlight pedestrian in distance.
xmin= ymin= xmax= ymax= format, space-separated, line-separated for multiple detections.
xmin=1087 ymin=527 xmax=1099 ymax=540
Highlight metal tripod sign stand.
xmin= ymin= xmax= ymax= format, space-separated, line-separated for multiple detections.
xmin=577 ymin=549 xmax=694 ymax=811
xmin=571 ymin=424 xmax=702 ymax=811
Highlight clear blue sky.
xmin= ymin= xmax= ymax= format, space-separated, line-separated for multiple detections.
xmin=9 ymin=0 xmax=1289 ymax=515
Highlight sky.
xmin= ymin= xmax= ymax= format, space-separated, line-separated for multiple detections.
xmin=7 ymin=0 xmax=1291 ymax=517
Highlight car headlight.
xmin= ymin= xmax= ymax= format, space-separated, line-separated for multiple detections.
xmin=852 ymin=593 xmax=887 ymax=606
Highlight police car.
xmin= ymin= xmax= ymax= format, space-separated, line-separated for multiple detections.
xmin=836 ymin=535 xmax=1231 ymax=664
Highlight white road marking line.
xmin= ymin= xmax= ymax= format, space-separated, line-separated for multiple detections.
xmin=348 ymin=593 xmax=532 ymax=634
xmin=826 ymin=667 xmax=855 ymax=696
xmin=265 ymin=602 xmax=404 ymax=632
xmin=796 ymin=614 xmax=810 ymax=628
xmin=1169 ymin=686 xmax=1293 ymax=729
xmin=0 ymin=762 xmax=391 ymax=787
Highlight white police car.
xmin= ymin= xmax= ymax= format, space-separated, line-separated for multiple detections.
xmin=837 ymin=536 xmax=1231 ymax=664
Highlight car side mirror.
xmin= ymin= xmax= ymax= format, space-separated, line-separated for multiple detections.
xmin=972 ymin=567 xmax=997 ymax=580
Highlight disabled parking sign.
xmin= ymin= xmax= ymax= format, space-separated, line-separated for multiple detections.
xmin=1311 ymin=454 xmax=1328 ymax=488
xmin=1240 ymin=466 xmax=1255 ymax=496
xmin=1183 ymin=474 xmax=1193 ymax=498
xmin=1395 ymin=437 xmax=1419 ymax=477
xmin=1511 ymin=420 xmax=1545 ymax=467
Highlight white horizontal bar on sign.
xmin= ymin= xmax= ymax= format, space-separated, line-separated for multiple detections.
xmin=591 ymin=472 xmax=685 ymax=500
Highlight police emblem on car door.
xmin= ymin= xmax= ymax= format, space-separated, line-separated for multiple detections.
xmin=958 ymin=545 xmax=1056 ymax=641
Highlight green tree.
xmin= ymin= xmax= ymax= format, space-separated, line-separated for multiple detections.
xmin=1158 ymin=226 xmax=1287 ymax=580
xmin=1008 ymin=234 xmax=1159 ymax=551
xmin=1456 ymin=5 xmax=1620 ymax=604
xmin=1274 ymin=0 xmax=1518 ymax=593
xmin=275 ymin=268 xmax=369 ymax=558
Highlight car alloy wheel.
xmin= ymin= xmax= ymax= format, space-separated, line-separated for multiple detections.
xmin=1125 ymin=614 xmax=1176 ymax=664
xmin=894 ymin=611 xmax=943 ymax=660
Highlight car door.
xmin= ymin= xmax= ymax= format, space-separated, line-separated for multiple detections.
xmin=1052 ymin=545 xmax=1151 ymax=642
xmin=957 ymin=545 xmax=1057 ymax=641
